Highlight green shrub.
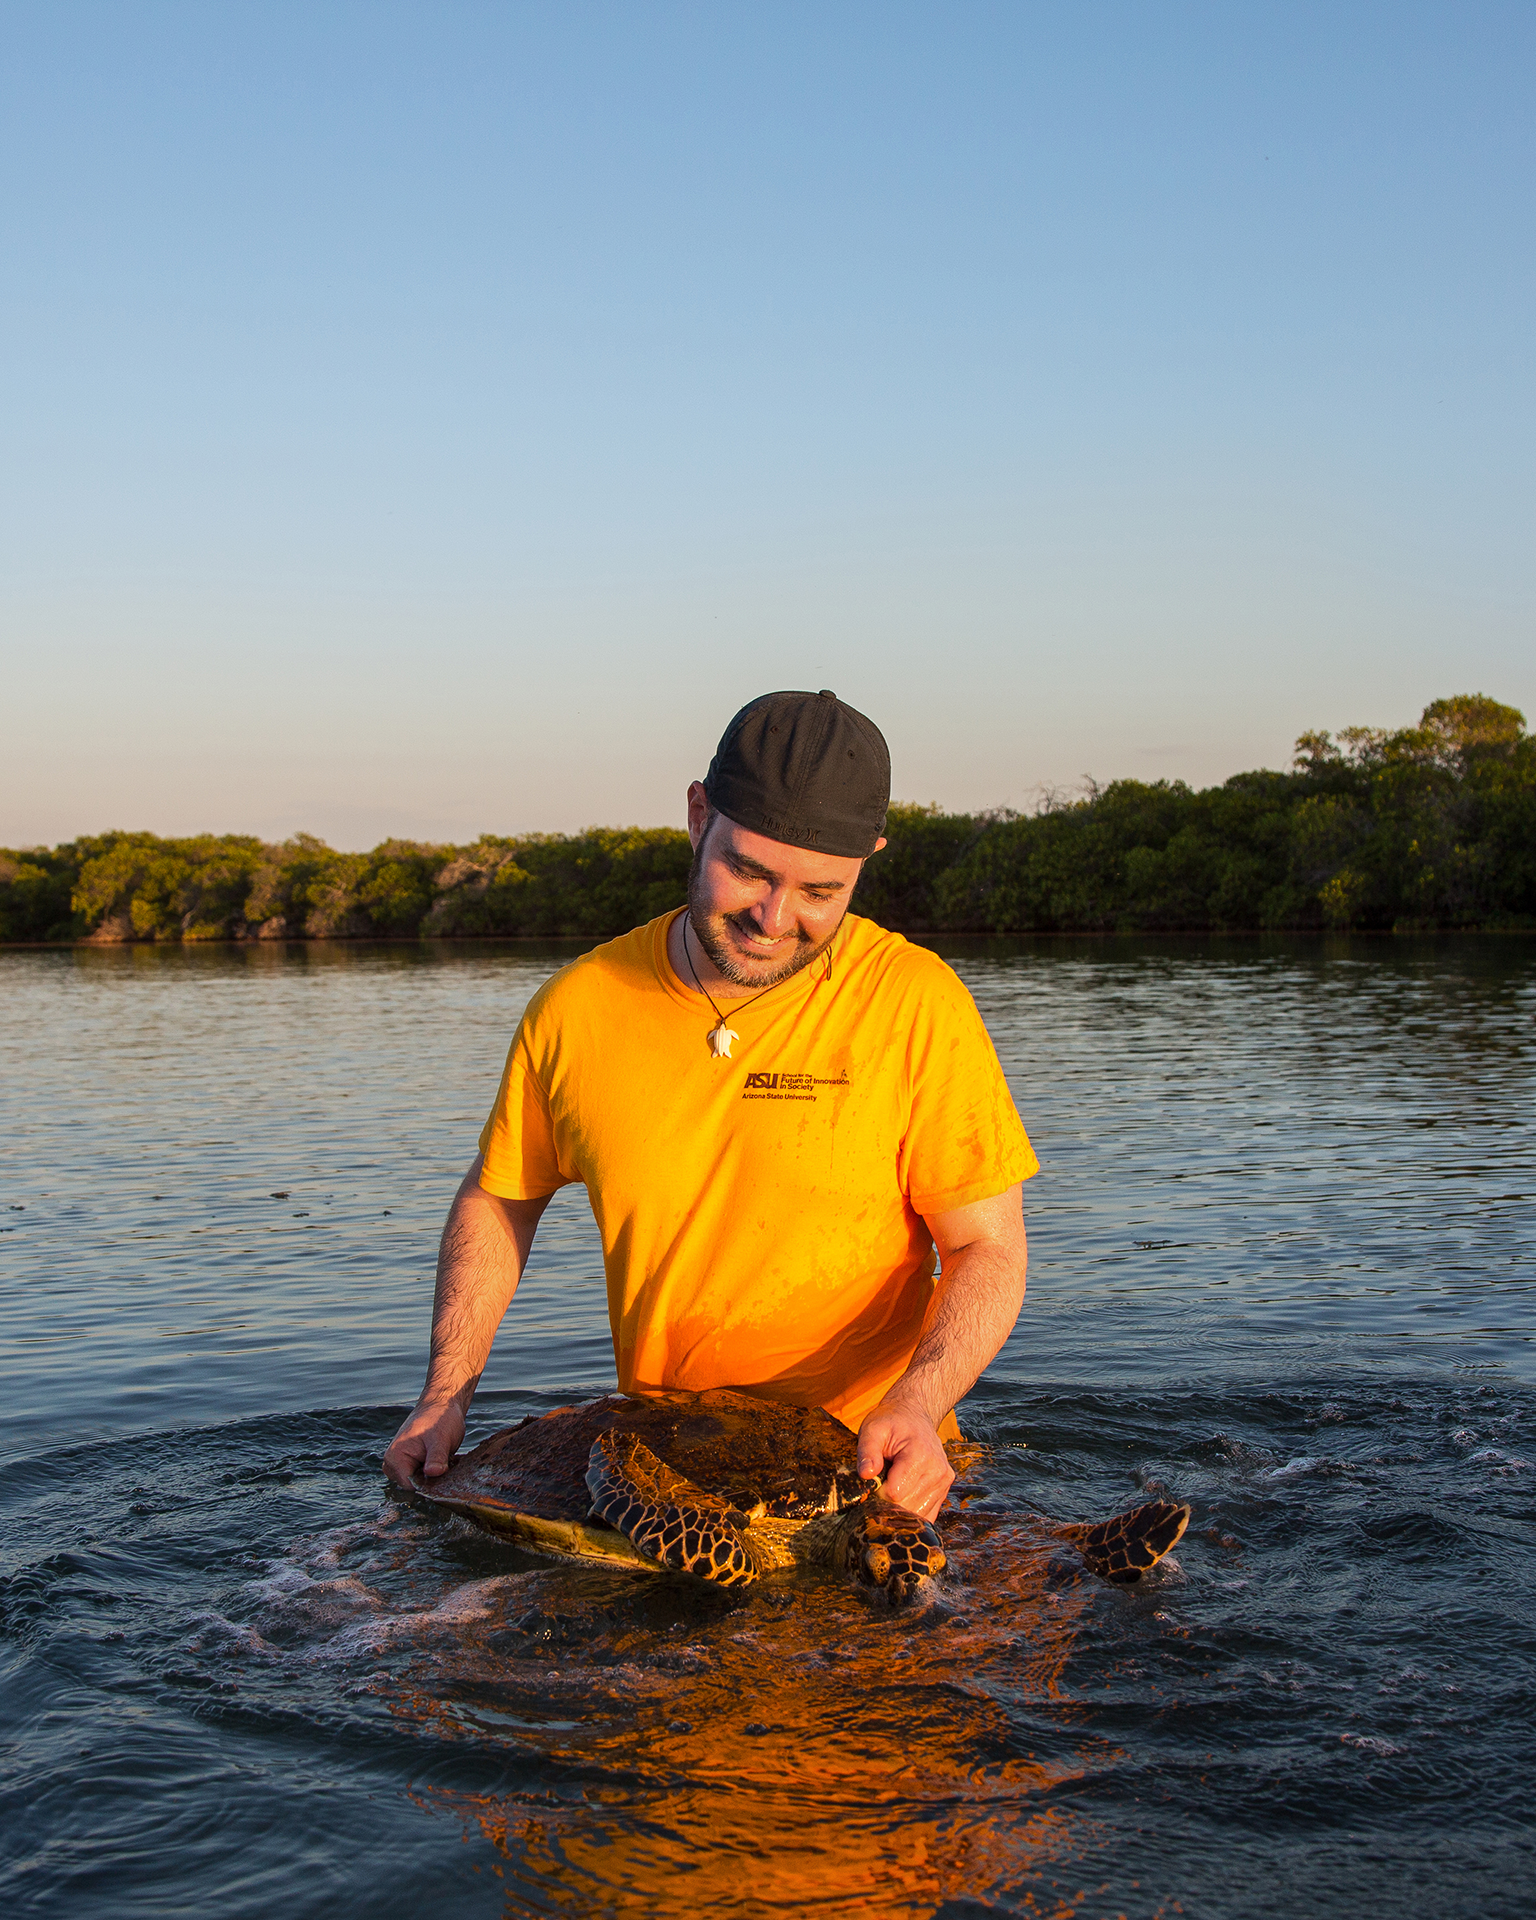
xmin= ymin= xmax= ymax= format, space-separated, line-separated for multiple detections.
xmin=0 ymin=845 xmax=80 ymax=941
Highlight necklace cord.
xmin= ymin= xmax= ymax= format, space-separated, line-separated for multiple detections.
xmin=682 ymin=916 xmax=796 ymax=1028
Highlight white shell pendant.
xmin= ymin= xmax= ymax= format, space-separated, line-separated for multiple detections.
xmin=708 ymin=1021 xmax=739 ymax=1059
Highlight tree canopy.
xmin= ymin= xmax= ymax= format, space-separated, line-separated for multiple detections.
xmin=3 ymin=695 xmax=1531 ymax=942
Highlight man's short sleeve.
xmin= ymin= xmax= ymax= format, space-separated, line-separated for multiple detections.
xmin=898 ymin=960 xmax=1039 ymax=1217
xmin=477 ymin=1021 xmax=572 ymax=1199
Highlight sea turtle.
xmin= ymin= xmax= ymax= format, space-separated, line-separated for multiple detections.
xmin=409 ymin=1389 xmax=1190 ymax=1604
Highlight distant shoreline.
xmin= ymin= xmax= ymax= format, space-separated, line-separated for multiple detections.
xmin=4 ymin=927 xmax=1532 ymax=951
xmin=4 ymin=694 xmax=1532 ymax=940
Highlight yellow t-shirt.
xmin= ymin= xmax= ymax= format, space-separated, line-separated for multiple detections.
xmin=478 ymin=910 xmax=1038 ymax=1431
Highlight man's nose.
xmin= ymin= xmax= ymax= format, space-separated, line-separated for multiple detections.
xmin=752 ymin=887 xmax=795 ymax=937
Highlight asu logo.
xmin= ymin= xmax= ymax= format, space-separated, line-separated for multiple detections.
xmin=744 ymin=1071 xmax=781 ymax=1090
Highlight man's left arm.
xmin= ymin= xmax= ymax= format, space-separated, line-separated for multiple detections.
xmin=855 ymin=1184 xmax=1027 ymax=1520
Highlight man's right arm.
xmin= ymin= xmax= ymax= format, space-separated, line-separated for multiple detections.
xmin=382 ymin=1154 xmax=551 ymax=1487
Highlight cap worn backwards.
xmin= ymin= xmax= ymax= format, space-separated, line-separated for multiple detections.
xmin=703 ymin=690 xmax=891 ymax=859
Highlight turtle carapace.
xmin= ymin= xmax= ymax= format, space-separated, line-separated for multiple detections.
xmin=407 ymin=1390 xmax=1190 ymax=1604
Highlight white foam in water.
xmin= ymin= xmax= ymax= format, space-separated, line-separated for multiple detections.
xmin=186 ymin=1611 xmax=279 ymax=1658
xmin=239 ymin=1534 xmax=535 ymax=1664
xmin=1259 ymin=1455 xmax=1324 ymax=1482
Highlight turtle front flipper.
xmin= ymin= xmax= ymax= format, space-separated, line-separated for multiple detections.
xmin=585 ymin=1431 xmax=759 ymax=1588
xmin=841 ymin=1494 xmax=946 ymax=1602
xmin=1055 ymin=1499 xmax=1191 ymax=1585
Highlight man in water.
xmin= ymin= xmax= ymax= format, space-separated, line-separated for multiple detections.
xmin=383 ymin=690 xmax=1037 ymax=1519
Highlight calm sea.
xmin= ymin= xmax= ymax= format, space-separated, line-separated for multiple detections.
xmin=2 ymin=936 xmax=1532 ymax=1917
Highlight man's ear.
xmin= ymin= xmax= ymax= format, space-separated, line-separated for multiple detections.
xmin=685 ymin=780 xmax=711 ymax=848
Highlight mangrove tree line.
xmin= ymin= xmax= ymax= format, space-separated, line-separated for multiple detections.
xmin=2 ymin=695 xmax=1531 ymax=942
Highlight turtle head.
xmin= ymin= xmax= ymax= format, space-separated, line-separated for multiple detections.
xmin=843 ymin=1496 xmax=946 ymax=1603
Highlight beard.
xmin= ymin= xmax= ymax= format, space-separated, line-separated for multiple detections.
xmin=686 ymin=835 xmax=841 ymax=990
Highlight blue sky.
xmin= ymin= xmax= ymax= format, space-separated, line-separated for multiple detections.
xmin=4 ymin=2 xmax=1532 ymax=846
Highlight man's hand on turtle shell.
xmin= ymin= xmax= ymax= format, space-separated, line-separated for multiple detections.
xmin=382 ymin=1399 xmax=466 ymax=1488
xmin=855 ymin=1402 xmax=955 ymax=1521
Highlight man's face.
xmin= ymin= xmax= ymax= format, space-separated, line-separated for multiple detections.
xmin=685 ymin=786 xmax=878 ymax=989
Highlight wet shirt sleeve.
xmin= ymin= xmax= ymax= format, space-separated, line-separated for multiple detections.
xmin=477 ymin=1016 xmax=572 ymax=1199
xmin=897 ymin=962 xmax=1039 ymax=1217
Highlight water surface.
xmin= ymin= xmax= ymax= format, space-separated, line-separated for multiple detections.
xmin=2 ymin=937 xmax=1533 ymax=1915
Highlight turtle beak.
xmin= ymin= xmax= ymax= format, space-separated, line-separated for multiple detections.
xmin=857 ymin=1525 xmax=946 ymax=1602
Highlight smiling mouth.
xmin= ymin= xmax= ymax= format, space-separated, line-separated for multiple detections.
xmin=726 ymin=916 xmax=803 ymax=953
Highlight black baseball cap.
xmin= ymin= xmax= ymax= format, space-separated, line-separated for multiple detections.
xmin=703 ymin=690 xmax=890 ymax=858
